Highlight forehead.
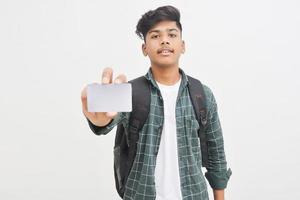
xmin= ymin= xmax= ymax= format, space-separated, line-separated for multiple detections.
xmin=147 ymin=21 xmax=179 ymax=33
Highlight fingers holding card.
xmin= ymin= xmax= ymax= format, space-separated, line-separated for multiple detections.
xmin=81 ymin=68 xmax=131 ymax=127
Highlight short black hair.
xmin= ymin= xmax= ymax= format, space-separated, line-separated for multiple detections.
xmin=135 ymin=5 xmax=182 ymax=41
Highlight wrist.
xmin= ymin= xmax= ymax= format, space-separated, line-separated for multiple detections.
xmin=213 ymin=189 xmax=224 ymax=200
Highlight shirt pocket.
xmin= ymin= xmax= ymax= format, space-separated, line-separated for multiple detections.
xmin=184 ymin=117 xmax=202 ymax=163
xmin=184 ymin=118 xmax=200 ymax=146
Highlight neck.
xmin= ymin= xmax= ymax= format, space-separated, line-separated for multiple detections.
xmin=150 ymin=64 xmax=181 ymax=85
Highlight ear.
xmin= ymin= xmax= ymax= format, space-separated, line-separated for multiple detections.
xmin=142 ymin=43 xmax=147 ymax=56
xmin=181 ymin=40 xmax=186 ymax=54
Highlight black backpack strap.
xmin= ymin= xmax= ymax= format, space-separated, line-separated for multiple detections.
xmin=127 ymin=76 xmax=151 ymax=145
xmin=114 ymin=76 xmax=151 ymax=198
xmin=187 ymin=75 xmax=209 ymax=168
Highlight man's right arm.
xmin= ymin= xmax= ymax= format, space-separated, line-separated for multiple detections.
xmin=86 ymin=112 xmax=127 ymax=136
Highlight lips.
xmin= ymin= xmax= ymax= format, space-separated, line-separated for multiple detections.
xmin=157 ymin=48 xmax=174 ymax=54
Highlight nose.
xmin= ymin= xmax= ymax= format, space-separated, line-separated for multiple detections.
xmin=160 ymin=35 xmax=170 ymax=45
xmin=161 ymin=40 xmax=170 ymax=45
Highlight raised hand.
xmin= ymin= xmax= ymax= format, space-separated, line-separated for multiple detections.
xmin=81 ymin=67 xmax=127 ymax=127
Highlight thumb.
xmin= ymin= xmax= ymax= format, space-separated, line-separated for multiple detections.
xmin=114 ymin=74 xmax=127 ymax=84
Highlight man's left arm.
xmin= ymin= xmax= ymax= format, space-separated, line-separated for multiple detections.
xmin=203 ymin=87 xmax=232 ymax=199
xmin=213 ymin=189 xmax=224 ymax=200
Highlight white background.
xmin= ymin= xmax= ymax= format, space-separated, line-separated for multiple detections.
xmin=0 ymin=0 xmax=299 ymax=199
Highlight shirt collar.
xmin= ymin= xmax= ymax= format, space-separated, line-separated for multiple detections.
xmin=144 ymin=67 xmax=189 ymax=90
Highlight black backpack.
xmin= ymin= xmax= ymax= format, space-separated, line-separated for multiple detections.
xmin=113 ymin=75 xmax=208 ymax=198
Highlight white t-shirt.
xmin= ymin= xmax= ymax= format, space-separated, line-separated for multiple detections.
xmin=154 ymin=77 xmax=182 ymax=200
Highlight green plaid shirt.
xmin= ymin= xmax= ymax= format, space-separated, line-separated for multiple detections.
xmin=87 ymin=68 xmax=231 ymax=200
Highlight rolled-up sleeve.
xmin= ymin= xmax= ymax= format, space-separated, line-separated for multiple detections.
xmin=86 ymin=112 xmax=127 ymax=136
xmin=204 ymin=86 xmax=232 ymax=189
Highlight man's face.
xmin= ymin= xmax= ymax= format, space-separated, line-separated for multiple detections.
xmin=142 ymin=20 xmax=185 ymax=68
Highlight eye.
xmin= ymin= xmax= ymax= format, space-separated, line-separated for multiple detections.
xmin=169 ymin=33 xmax=177 ymax=38
xmin=151 ymin=35 xmax=159 ymax=39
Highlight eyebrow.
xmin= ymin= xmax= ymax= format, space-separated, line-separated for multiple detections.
xmin=148 ymin=28 xmax=179 ymax=34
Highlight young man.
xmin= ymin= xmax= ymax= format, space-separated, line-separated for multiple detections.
xmin=81 ymin=5 xmax=231 ymax=200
